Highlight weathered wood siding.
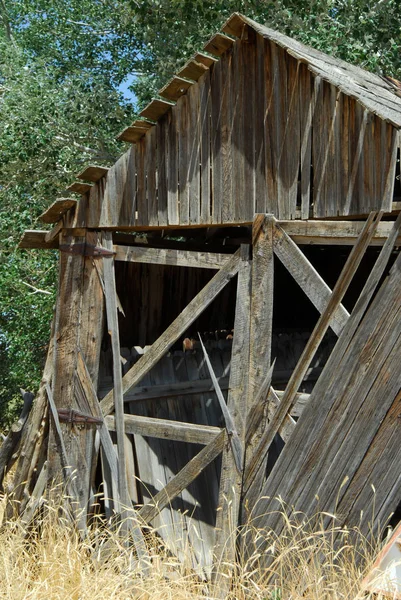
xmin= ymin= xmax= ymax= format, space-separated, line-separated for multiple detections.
xmin=83 ymin=29 xmax=397 ymax=227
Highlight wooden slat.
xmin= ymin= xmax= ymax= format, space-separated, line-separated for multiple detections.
xmin=177 ymin=93 xmax=190 ymax=224
xmin=213 ymin=245 xmax=251 ymax=587
xmin=193 ymin=52 xmax=218 ymax=68
xmin=203 ymin=33 xmax=234 ymax=57
xmin=144 ymin=125 xmax=157 ymax=226
xmin=188 ymin=82 xmax=201 ymax=224
xmin=77 ymin=165 xmax=108 ymax=182
xmin=244 ymin=212 xmax=381 ymax=497
xmin=210 ymin=57 xmax=223 ymax=223
xmin=273 ymin=222 xmax=350 ymax=336
xmin=18 ymin=230 xmax=59 ymax=249
xmin=199 ymin=70 xmax=211 ymax=224
xmin=105 ymin=414 xmax=222 ymax=445
xmin=166 ymin=108 xmax=179 ymax=225
xmin=135 ymin=138 xmax=146 ymax=226
xmin=159 ymin=76 xmax=193 ymax=101
xmin=39 ymin=199 xmax=77 ymax=224
xmin=138 ymin=430 xmax=225 ymax=524
xmin=177 ymin=59 xmax=208 ymax=81
xmin=100 ymin=250 xmax=241 ymax=415
xmin=254 ymin=32 xmax=267 ymax=214
xmin=139 ymin=98 xmax=175 ymax=122
xmin=299 ymin=63 xmax=313 ymax=219
xmin=66 ymin=182 xmax=92 ymax=195
xmin=156 ymin=116 xmax=168 ymax=226
xmin=45 ymin=220 xmax=63 ymax=243
xmin=113 ymin=245 xmax=230 ymax=269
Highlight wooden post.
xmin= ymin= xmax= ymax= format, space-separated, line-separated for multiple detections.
xmin=242 ymin=214 xmax=274 ymax=516
xmin=212 ymin=245 xmax=251 ymax=590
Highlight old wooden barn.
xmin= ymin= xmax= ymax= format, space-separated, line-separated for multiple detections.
xmin=6 ymin=11 xmax=401 ymax=584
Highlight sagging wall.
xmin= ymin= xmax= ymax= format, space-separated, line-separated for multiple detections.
xmin=74 ymin=27 xmax=397 ymax=230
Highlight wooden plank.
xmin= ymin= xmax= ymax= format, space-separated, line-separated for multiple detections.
xmin=273 ymin=222 xmax=350 ymax=336
xmin=113 ymin=245 xmax=230 ymax=269
xmin=177 ymin=93 xmax=190 ymax=225
xmin=166 ymin=108 xmax=179 ymax=225
xmin=210 ymin=58 xmax=223 ymax=223
xmin=159 ymin=76 xmax=193 ymax=101
xmin=105 ymin=414 xmax=222 ymax=445
xmin=240 ymin=33 xmax=256 ymax=221
xmin=243 ymin=215 xmax=275 ymax=511
xmin=18 ymin=230 xmax=59 ymax=249
xmin=278 ymin=219 xmax=401 ymax=246
xmin=213 ymin=245 xmax=251 ymax=587
xmin=101 ymin=232 xmax=131 ymax=522
xmin=100 ymin=151 xmax=129 ymax=227
xmin=177 ymin=59 xmax=208 ymax=81
xmin=243 ymin=212 xmax=382 ymax=497
xmin=77 ymin=165 xmax=108 ymax=182
xmin=299 ymin=63 xmax=313 ymax=219
xmin=199 ymin=70 xmax=211 ymax=224
xmin=66 ymin=182 xmax=92 ymax=194
xmin=145 ymin=126 xmax=157 ymax=226
xmin=45 ymin=220 xmax=63 ymax=243
xmin=0 ymin=391 xmax=33 ymax=491
xmin=135 ymin=138 xmax=146 ymax=226
xmin=254 ymin=32 xmax=267 ymax=214
xmin=188 ymin=83 xmax=201 ymax=224
xmin=139 ymin=98 xmax=175 ymax=122
xmin=138 ymin=430 xmax=225 ymax=524
xmin=100 ymin=250 xmax=241 ymax=415
xmin=98 ymin=376 xmax=230 ymax=402
xmin=39 ymin=199 xmax=77 ymax=224
xmin=156 ymin=116 xmax=168 ymax=226
xmin=203 ymin=33 xmax=234 ymax=57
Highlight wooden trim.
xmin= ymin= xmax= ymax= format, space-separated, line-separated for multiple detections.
xmin=113 ymin=244 xmax=231 ymax=269
xmin=105 ymin=414 xmax=222 ymax=445
xmin=100 ymin=249 xmax=241 ymax=415
xmin=138 ymin=430 xmax=225 ymax=524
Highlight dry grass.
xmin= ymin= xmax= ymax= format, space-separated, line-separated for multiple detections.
xmin=0 ymin=493 xmax=397 ymax=600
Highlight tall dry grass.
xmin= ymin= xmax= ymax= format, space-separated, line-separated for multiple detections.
xmin=0 ymin=492 xmax=396 ymax=600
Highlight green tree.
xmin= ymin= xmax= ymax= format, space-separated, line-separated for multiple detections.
xmin=1 ymin=0 xmax=400 ymax=426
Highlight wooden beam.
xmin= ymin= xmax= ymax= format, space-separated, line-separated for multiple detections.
xmin=39 ymin=199 xmax=77 ymax=224
xmin=243 ymin=215 xmax=275 ymax=512
xmin=221 ymin=13 xmax=246 ymax=38
xmin=193 ymin=52 xmax=218 ymax=68
xmin=138 ymin=430 xmax=225 ymax=524
xmin=100 ymin=249 xmax=240 ymax=416
xmin=243 ymin=212 xmax=382 ymax=496
xmin=45 ymin=220 xmax=63 ymax=243
xmin=203 ymin=33 xmax=234 ymax=57
xmin=279 ymin=219 xmax=401 ymax=246
xmin=273 ymin=222 xmax=350 ymax=336
xmin=213 ymin=245 xmax=251 ymax=588
xmin=66 ymin=182 xmax=92 ymax=194
xmin=139 ymin=98 xmax=175 ymax=122
xmin=113 ymin=244 xmax=231 ymax=269
xmin=18 ymin=230 xmax=59 ymax=249
xmin=77 ymin=166 xmax=108 ymax=182
xmin=116 ymin=126 xmax=149 ymax=144
xmin=105 ymin=414 xmax=222 ymax=445
xmin=159 ymin=76 xmax=193 ymax=101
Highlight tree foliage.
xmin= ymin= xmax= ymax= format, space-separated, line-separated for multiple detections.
xmin=0 ymin=0 xmax=400 ymax=426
